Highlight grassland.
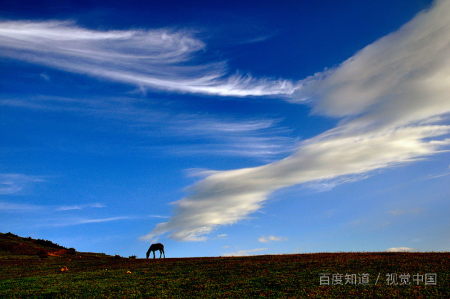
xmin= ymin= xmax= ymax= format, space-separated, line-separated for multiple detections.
xmin=0 ymin=232 xmax=449 ymax=298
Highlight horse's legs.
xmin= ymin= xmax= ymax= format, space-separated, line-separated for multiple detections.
xmin=153 ymin=250 xmax=156 ymax=259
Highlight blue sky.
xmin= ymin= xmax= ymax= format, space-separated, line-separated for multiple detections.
xmin=1 ymin=0 xmax=450 ymax=258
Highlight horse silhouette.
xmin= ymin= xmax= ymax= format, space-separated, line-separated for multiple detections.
xmin=146 ymin=243 xmax=165 ymax=259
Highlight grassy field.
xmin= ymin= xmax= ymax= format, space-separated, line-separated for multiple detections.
xmin=0 ymin=232 xmax=449 ymax=298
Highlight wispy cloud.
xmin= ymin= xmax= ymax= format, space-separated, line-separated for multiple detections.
xmin=146 ymin=215 xmax=171 ymax=219
xmin=40 ymin=216 xmax=138 ymax=227
xmin=0 ymin=201 xmax=42 ymax=212
xmin=40 ymin=73 xmax=50 ymax=81
xmin=222 ymin=248 xmax=267 ymax=256
xmin=1 ymin=95 xmax=296 ymax=160
xmin=59 ymin=214 xmax=169 ymax=226
xmin=258 ymin=235 xmax=287 ymax=243
xmin=142 ymin=0 xmax=450 ymax=242
xmin=387 ymin=208 xmax=422 ymax=216
xmin=423 ymin=171 xmax=450 ymax=180
xmin=75 ymin=217 xmax=134 ymax=224
xmin=0 ymin=21 xmax=296 ymax=97
xmin=0 ymin=173 xmax=46 ymax=195
xmin=56 ymin=202 xmax=106 ymax=211
xmin=0 ymin=200 xmax=108 ymax=213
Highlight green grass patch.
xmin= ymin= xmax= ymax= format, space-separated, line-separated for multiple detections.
xmin=1 ymin=252 xmax=449 ymax=298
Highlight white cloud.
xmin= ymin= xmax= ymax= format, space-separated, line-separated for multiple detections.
xmin=386 ymin=247 xmax=415 ymax=252
xmin=142 ymin=0 xmax=450 ymax=242
xmin=0 ymin=21 xmax=296 ymax=97
xmin=222 ymin=248 xmax=267 ymax=256
xmin=259 ymin=235 xmax=287 ymax=243
xmin=142 ymin=125 xmax=449 ymax=241
xmin=295 ymin=0 xmax=450 ymax=127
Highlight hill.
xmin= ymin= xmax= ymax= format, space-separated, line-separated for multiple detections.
xmin=0 ymin=232 xmax=70 ymax=258
xmin=0 ymin=232 xmax=449 ymax=298
xmin=0 ymin=232 xmax=108 ymax=260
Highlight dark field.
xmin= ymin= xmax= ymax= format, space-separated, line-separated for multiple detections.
xmin=1 ymin=232 xmax=449 ymax=298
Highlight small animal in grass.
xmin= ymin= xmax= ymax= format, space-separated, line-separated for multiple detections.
xmin=146 ymin=243 xmax=165 ymax=259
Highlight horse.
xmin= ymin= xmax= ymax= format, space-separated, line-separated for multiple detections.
xmin=146 ymin=243 xmax=165 ymax=259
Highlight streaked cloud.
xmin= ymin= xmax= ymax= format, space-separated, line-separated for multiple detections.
xmin=0 ymin=201 xmax=42 ymax=212
xmin=0 ymin=173 xmax=46 ymax=195
xmin=0 ymin=21 xmax=296 ymax=97
xmin=142 ymin=0 xmax=450 ymax=242
xmin=1 ymin=95 xmax=295 ymax=160
xmin=258 ymin=235 xmax=287 ymax=243
xmin=75 ymin=217 xmax=135 ymax=225
xmin=423 ymin=171 xmax=450 ymax=180
xmin=222 ymin=247 xmax=267 ymax=256
xmin=387 ymin=208 xmax=423 ymax=216
xmin=56 ymin=203 xmax=106 ymax=211
xmin=0 ymin=201 xmax=105 ymax=212
xmin=146 ymin=215 xmax=171 ymax=219
xmin=40 ymin=216 xmax=138 ymax=227
xmin=40 ymin=73 xmax=50 ymax=81
xmin=47 ymin=214 xmax=168 ymax=227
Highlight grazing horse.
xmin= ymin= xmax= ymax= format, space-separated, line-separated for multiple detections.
xmin=146 ymin=243 xmax=165 ymax=259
